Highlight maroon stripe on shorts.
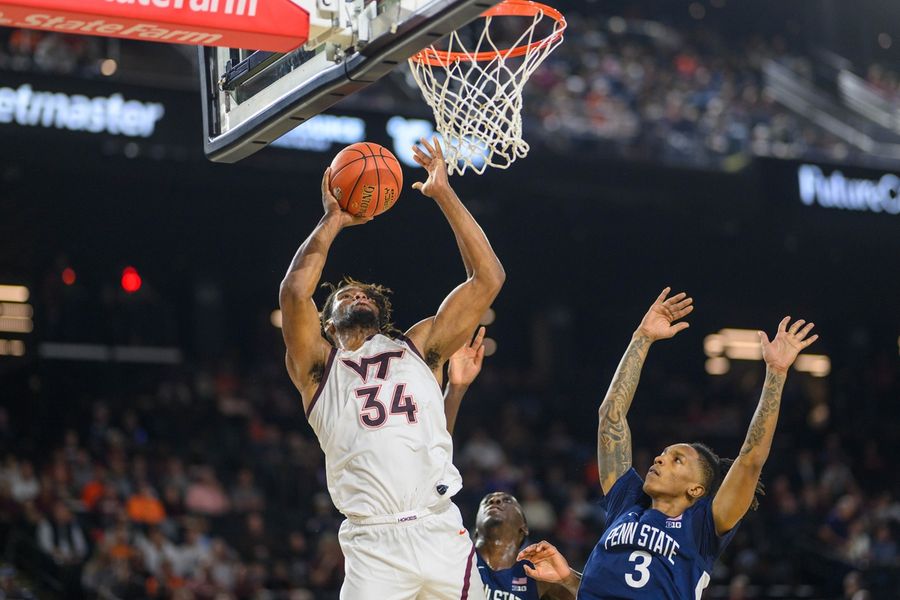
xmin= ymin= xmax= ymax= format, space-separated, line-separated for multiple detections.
xmin=460 ymin=544 xmax=476 ymax=600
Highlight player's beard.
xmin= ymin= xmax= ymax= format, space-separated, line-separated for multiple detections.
xmin=334 ymin=305 xmax=379 ymax=332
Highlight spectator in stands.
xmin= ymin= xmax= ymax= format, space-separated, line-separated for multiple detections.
xmin=229 ymin=467 xmax=265 ymax=514
xmin=136 ymin=526 xmax=179 ymax=576
xmin=184 ymin=466 xmax=230 ymax=517
xmin=126 ymin=482 xmax=166 ymax=525
xmin=9 ymin=460 xmax=39 ymax=504
xmin=36 ymin=500 xmax=87 ymax=566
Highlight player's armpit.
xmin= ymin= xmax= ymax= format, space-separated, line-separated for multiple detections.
xmin=404 ymin=317 xmax=434 ymax=349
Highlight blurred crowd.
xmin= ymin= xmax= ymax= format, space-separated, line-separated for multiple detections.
xmin=1 ymin=336 xmax=897 ymax=599
xmin=3 ymin=10 xmax=900 ymax=172
xmin=0 ymin=29 xmax=106 ymax=78
xmin=383 ymin=8 xmax=900 ymax=170
xmin=864 ymin=64 xmax=900 ymax=103
xmin=520 ymin=14 xmax=866 ymax=168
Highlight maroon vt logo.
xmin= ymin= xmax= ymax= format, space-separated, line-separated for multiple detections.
xmin=341 ymin=351 xmax=404 ymax=382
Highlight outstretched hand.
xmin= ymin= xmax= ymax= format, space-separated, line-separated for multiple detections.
xmin=448 ymin=327 xmax=486 ymax=386
xmin=321 ymin=168 xmax=372 ymax=228
xmin=411 ymin=137 xmax=451 ymax=199
xmin=517 ymin=541 xmax=572 ymax=583
xmin=759 ymin=317 xmax=818 ymax=373
xmin=636 ymin=287 xmax=694 ymax=341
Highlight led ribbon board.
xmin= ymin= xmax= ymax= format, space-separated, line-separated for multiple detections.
xmin=0 ymin=0 xmax=310 ymax=52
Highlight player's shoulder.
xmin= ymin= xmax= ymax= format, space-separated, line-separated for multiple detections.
xmin=685 ymin=495 xmax=715 ymax=519
xmin=605 ymin=467 xmax=645 ymax=497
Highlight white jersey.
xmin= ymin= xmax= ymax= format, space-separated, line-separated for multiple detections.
xmin=306 ymin=334 xmax=463 ymax=519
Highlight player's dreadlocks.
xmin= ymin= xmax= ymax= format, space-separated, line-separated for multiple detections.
xmin=691 ymin=442 xmax=765 ymax=511
xmin=320 ymin=276 xmax=401 ymax=343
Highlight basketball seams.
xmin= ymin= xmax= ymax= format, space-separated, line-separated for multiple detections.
xmin=330 ymin=156 xmax=368 ymax=182
xmin=330 ymin=146 xmax=368 ymax=212
xmin=329 ymin=148 xmax=366 ymax=173
xmin=370 ymin=145 xmax=401 ymax=215
xmin=375 ymin=154 xmax=395 ymax=215
xmin=381 ymin=150 xmax=402 ymax=214
xmin=379 ymin=152 xmax=401 ymax=192
xmin=329 ymin=143 xmax=401 ymax=217
xmin=363 ymin=143 xmax=384 ymax=216
xmin=344 ymin=154 xmax=367 ymax=215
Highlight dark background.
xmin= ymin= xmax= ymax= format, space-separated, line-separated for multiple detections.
xmin=1 ymin=1 xmax=899 ymax=598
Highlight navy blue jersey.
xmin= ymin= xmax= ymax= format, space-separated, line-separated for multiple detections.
xmin=477 ymin=552 xmax=541 ymax=600
xmin=579 ymin=469 xmax=739 ymax=600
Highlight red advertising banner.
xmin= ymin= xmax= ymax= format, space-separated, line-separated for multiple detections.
xmin=0 ymin=0 xmax=309 ymax=52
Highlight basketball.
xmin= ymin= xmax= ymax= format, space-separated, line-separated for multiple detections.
xmin=329 ymin=142 xmax=403 ymax=218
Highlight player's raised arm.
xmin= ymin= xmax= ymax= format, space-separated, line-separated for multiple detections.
xmin=279 ymin=168 xmax=371 ymax=408
xmin=405 ymin=138 xmax=505 ymax=380
xmin=713 ymin=317 xmax=818 ymax=535
xmin=443 ymin=327 xmax=486 ymax=434
xmin=598 ymin=288 xmax=693 ymax=494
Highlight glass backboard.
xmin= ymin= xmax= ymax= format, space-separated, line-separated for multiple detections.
xmin=199 ymin=0 xmax=502 ymax=163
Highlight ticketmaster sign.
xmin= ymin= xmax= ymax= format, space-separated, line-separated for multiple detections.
xmin=798 ymin=164 xmax=900 ymax=215
xmin=0 ymin=84 xmax=165 ymax=137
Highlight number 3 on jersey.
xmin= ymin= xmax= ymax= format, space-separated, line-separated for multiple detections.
xmin=356 ymin=384 xmax=418 ymax=428
xmin=625 ymin=551 xmax=652 ymax=588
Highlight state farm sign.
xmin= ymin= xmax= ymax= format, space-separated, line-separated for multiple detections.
xmin=0 ymin=0 xmax=309 ymax=51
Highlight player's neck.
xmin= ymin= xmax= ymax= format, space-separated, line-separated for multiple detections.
xmin=650 ymin=496 xmax=691 ymax=518
xmin=475 ymin=533 xmax=519 ymax=571
xmin=333 ymin=326 xmax=379 ymax=351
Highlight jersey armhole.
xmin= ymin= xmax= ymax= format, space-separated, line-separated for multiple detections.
xmin=305 ymin=346 xmax=337 ymax=418
xmin=396 ymin=333 xmax=425 ymax=362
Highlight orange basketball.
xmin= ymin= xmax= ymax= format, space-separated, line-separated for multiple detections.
xmin=329 ymin=142 xmax=403 ymax=218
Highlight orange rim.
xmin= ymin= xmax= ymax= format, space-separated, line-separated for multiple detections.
xmin=410 ymin=0 xmax=566 ymax=67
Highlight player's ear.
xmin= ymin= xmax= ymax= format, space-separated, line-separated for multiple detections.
xmin=687 ymin=482 xmax=705 ymax=500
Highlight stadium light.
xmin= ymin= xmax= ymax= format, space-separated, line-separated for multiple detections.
xmin=121 ymin=266 xmax=142 ymax=293
xmin=705 ymin=357 xmax=730 ymax=375
xmin=0 ymin=317 xmax=33 ymax=334
xmin=704 ymin=327 xmax=828 ymax=377
xmin=62 ymin=268 xmax=76 ymax=285
xmin=100 ymin=58 xmax=118 ymax=76
xmin=794 ymin=354 xmax=831 ymax=378
xmin=0 ymin=339 xmax=26 ymax=357
xmin=0 ymin=303 xmax=32 ymax=318
xmin=0 ymin=284 xmax=29 ymax=303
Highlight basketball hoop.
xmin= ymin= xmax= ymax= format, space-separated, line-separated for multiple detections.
xmin=408 ymin=0 xmax=566 ymax=175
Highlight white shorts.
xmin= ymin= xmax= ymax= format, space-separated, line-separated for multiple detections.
xmin=338 ymin=503 xmax=485 ymax=600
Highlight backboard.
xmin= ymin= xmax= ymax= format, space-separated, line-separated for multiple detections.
xmin=199 ymin=0 xmax=502 ymax=163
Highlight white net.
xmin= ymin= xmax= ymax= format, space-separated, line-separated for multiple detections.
xmin=408 ymin=2 xmax=565 ymax=175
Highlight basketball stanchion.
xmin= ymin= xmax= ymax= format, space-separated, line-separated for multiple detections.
xmin=408 ymin=0 xmax=566 ymax=175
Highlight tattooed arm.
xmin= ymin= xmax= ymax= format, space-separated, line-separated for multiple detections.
xmin=713 ymin=317 xmax=818 ymax=535
xmin=598 ymin=288 xmax=693 ymax=494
